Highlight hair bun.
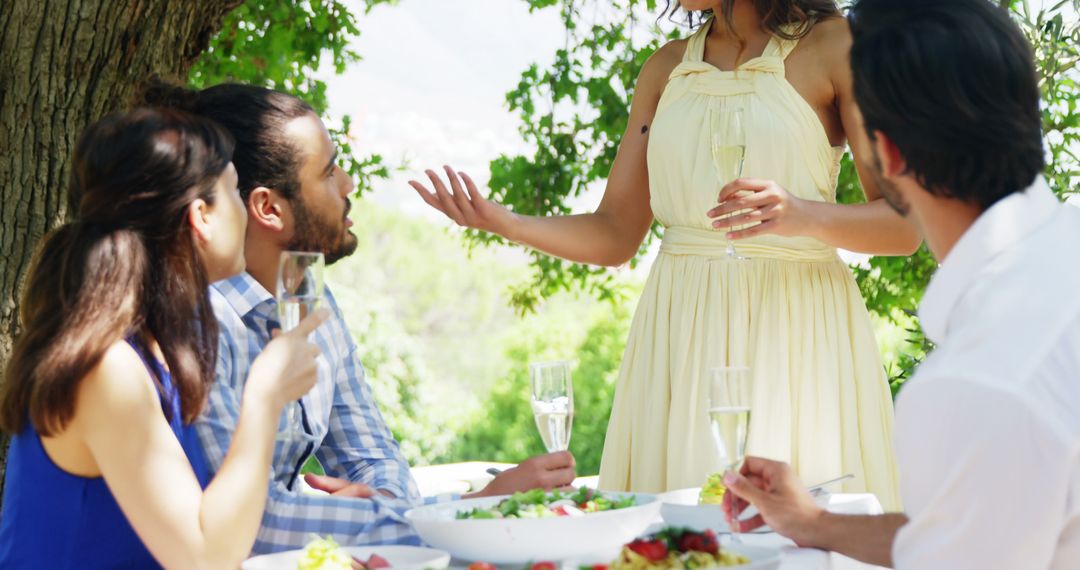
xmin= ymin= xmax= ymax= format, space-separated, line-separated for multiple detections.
xmin=136 ymin=75 xmax=199 ymax=110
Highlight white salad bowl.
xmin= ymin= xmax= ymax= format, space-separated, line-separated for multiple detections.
xmin=405 ymin=492 xmax=661 ymax=564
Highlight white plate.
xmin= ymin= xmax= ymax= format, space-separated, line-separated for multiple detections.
xmin=404 ymin=492 xmax=661 ymax=564
xmin=712 ymin=543 xmax=782 ymax=570
xmin=241 ymin=545 xmax=451 ymax=570
xmin=570 ymin=543 xmax=781 ymax=570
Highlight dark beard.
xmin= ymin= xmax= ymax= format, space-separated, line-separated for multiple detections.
xmin=870 ymin=149 xmax=910 ymax=217
xmin=285 ymin=197 xmax=358 ymax=265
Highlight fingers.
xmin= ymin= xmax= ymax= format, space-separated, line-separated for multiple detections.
xmin=422 ymin=169 xmax=467 ymax=223
xmin=526 ymin=452 xmax=576 ymax=489
xmin=736 ymin=513 xmax=767 ymax=532
xmin=531 ymin=451 xmax=576 ymax=470
xmin=290 ymin=308 xmax=330 ymax=337
xmin=304 ymin=473 xmax=349 ymax=493
xmin=410 ymin=168 xmax=505 ymax=235
xmin=459 ymin=170 xmax=494 ymax=219
xmin=304 ymin=474 xmax=375 ymax=498
xmin=712 ymin=204 xmax=777 ymax=230
xmin=717 ymin=178 xmax=772 ymax=203
xmin=408 ymin=180 xmax=448 ymax=214
xmin=708 ymin=190 xmax=777 ymax=219
xmin=333 ymin=483 xmax=376 ymax=498
xmin=529 ymin=466 xmax=578 ymax=492
xmin=726 ymin=219 xmax=777 ymax=240
xmin=443 ymin=165 xmax=475 ymax=221
xmin=504 ymin=452 xmax=577 ymax=491
xmin=724 ymin=487 xmax=753 ymax=522
xmin=740 ymin=456 xmax=785 ymax=478
xmin=540 ymin=465 xmax=577 ymax=489
xmin=723 ymin=471 xmax=768 ymax=504
xmin=459 ymin=171 xmax=483 ymax=202
xmin=722 ymin=487 xmax=738 ymax=517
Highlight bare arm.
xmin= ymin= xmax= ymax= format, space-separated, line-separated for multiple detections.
xmin=814 ymin=18 xmax=921 ymax=255
xmin=409 ymin=41 xmax=686 ymax=267
xmin=806 ymin=512 xmax=908 ymax=567
xmin=710 ymin=19 xmax=921 ymax=256
xmin=75 ymin=314 xmax=324 ymax=568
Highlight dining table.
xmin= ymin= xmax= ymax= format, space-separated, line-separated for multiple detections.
xmin=411 ymin=463 xmax=890 ymax=570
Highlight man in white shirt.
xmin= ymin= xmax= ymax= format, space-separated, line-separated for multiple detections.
xmin=721 ymin=0 xmax=1080 ymax=568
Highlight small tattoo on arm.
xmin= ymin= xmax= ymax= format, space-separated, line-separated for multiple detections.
xmin=641 ymin=124 xmax=649 ymax=135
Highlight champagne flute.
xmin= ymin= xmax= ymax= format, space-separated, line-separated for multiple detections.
xmin=708 ymin=366 xmax=752 ymax=542
xmin=275 ymin=251 xmax=325 ymax=441
xmin=529 ymin=361 xmax=574 ymax=453
xmin=711 ymin=107 xmax=749 ymax=260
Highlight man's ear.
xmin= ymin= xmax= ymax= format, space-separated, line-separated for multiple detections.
xmin=873 ymin=130 xmax=907 ymax=179
xmin=248 ymin=186 xmax=288 ymax=233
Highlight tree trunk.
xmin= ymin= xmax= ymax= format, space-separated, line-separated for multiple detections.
xmin=0 ymin=0 xmax=243 ymax=504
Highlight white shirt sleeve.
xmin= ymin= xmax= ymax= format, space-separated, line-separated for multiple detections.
xmin=892 ymin=378 xmax=1068 ymax=569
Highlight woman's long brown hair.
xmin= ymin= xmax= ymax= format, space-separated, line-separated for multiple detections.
xmin=664 ymin=0 xmax=842 ymax=40
xmin=0 ymin=108 xmax=235 ymax=435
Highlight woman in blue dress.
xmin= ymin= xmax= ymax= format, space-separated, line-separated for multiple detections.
xmin=0 ymin=108 xmax=327 ymax=568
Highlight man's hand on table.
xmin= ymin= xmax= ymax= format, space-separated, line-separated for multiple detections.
xmin=465 ymin=451 xmax=577 ymax=499
xmin=303 ymin=473 xmax=382 ymax=498
xmin=725 ymin=456 xmax=907 ymax=567
xmin=722 ymin=456 xmax=826 ymax=547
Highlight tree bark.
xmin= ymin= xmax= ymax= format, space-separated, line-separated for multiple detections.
xmin=0 ymin=0 xmax=243 ymax=504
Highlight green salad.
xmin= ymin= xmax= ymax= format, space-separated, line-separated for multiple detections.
xmin=296 ymin=536 xmax=354 ymax=570
xmin=296 ymin=535 xmax=390 ymax=570
xmin=455 ymin=487 xmax=637 ymax=520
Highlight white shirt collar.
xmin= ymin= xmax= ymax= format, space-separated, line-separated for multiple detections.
xmin=919 ymin=178 xmax=1060 ymax=343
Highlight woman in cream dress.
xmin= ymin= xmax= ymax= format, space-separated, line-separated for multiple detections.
xmin=411 ymin=0 xmax=915 ymax=510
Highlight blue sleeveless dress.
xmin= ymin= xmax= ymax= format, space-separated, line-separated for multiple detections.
xmin=0 ymin=340 xmax=210 ymax=569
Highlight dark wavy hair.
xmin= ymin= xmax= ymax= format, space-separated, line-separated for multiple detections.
xmin=848 ymin=0 xmax=1044 ymax=210
xmin=138 ymin=78 xmax=314 ymax=204
xmin=1 ymin=109 xmax=234 ymax=434
xmin=661 ymin=0 xmax=841 ymax=40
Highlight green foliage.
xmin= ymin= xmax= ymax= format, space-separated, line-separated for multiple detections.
xmin=444 ymin=298 xmax=633 ymax=476
xmin=327 ymin=204 xmax=527 ymax=465
xmin=322 ymin=203 xmax=633 ymax=473
xmin=189 ymin=0 xmax=395 ymax=195
xmin=1015 ymin=0 xmax=1080 ymax=199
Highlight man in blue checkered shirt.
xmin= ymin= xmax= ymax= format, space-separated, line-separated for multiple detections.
xmin=164 ymin=83 xmax=577 ymax=554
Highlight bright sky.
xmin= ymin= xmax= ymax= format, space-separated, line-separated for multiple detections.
xmin=322 ymin=0 xmax=566 ymax=218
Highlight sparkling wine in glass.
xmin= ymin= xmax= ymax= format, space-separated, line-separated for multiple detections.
xmin=530 ymin=361 xmax=574 ymax=453
xmin=709 ymin=366 xmax=752 ymax=541
xmin=711 ymin=107 xmax=749 ymax=260
xmin=275 ymin=251 xmax=325 ymax=441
